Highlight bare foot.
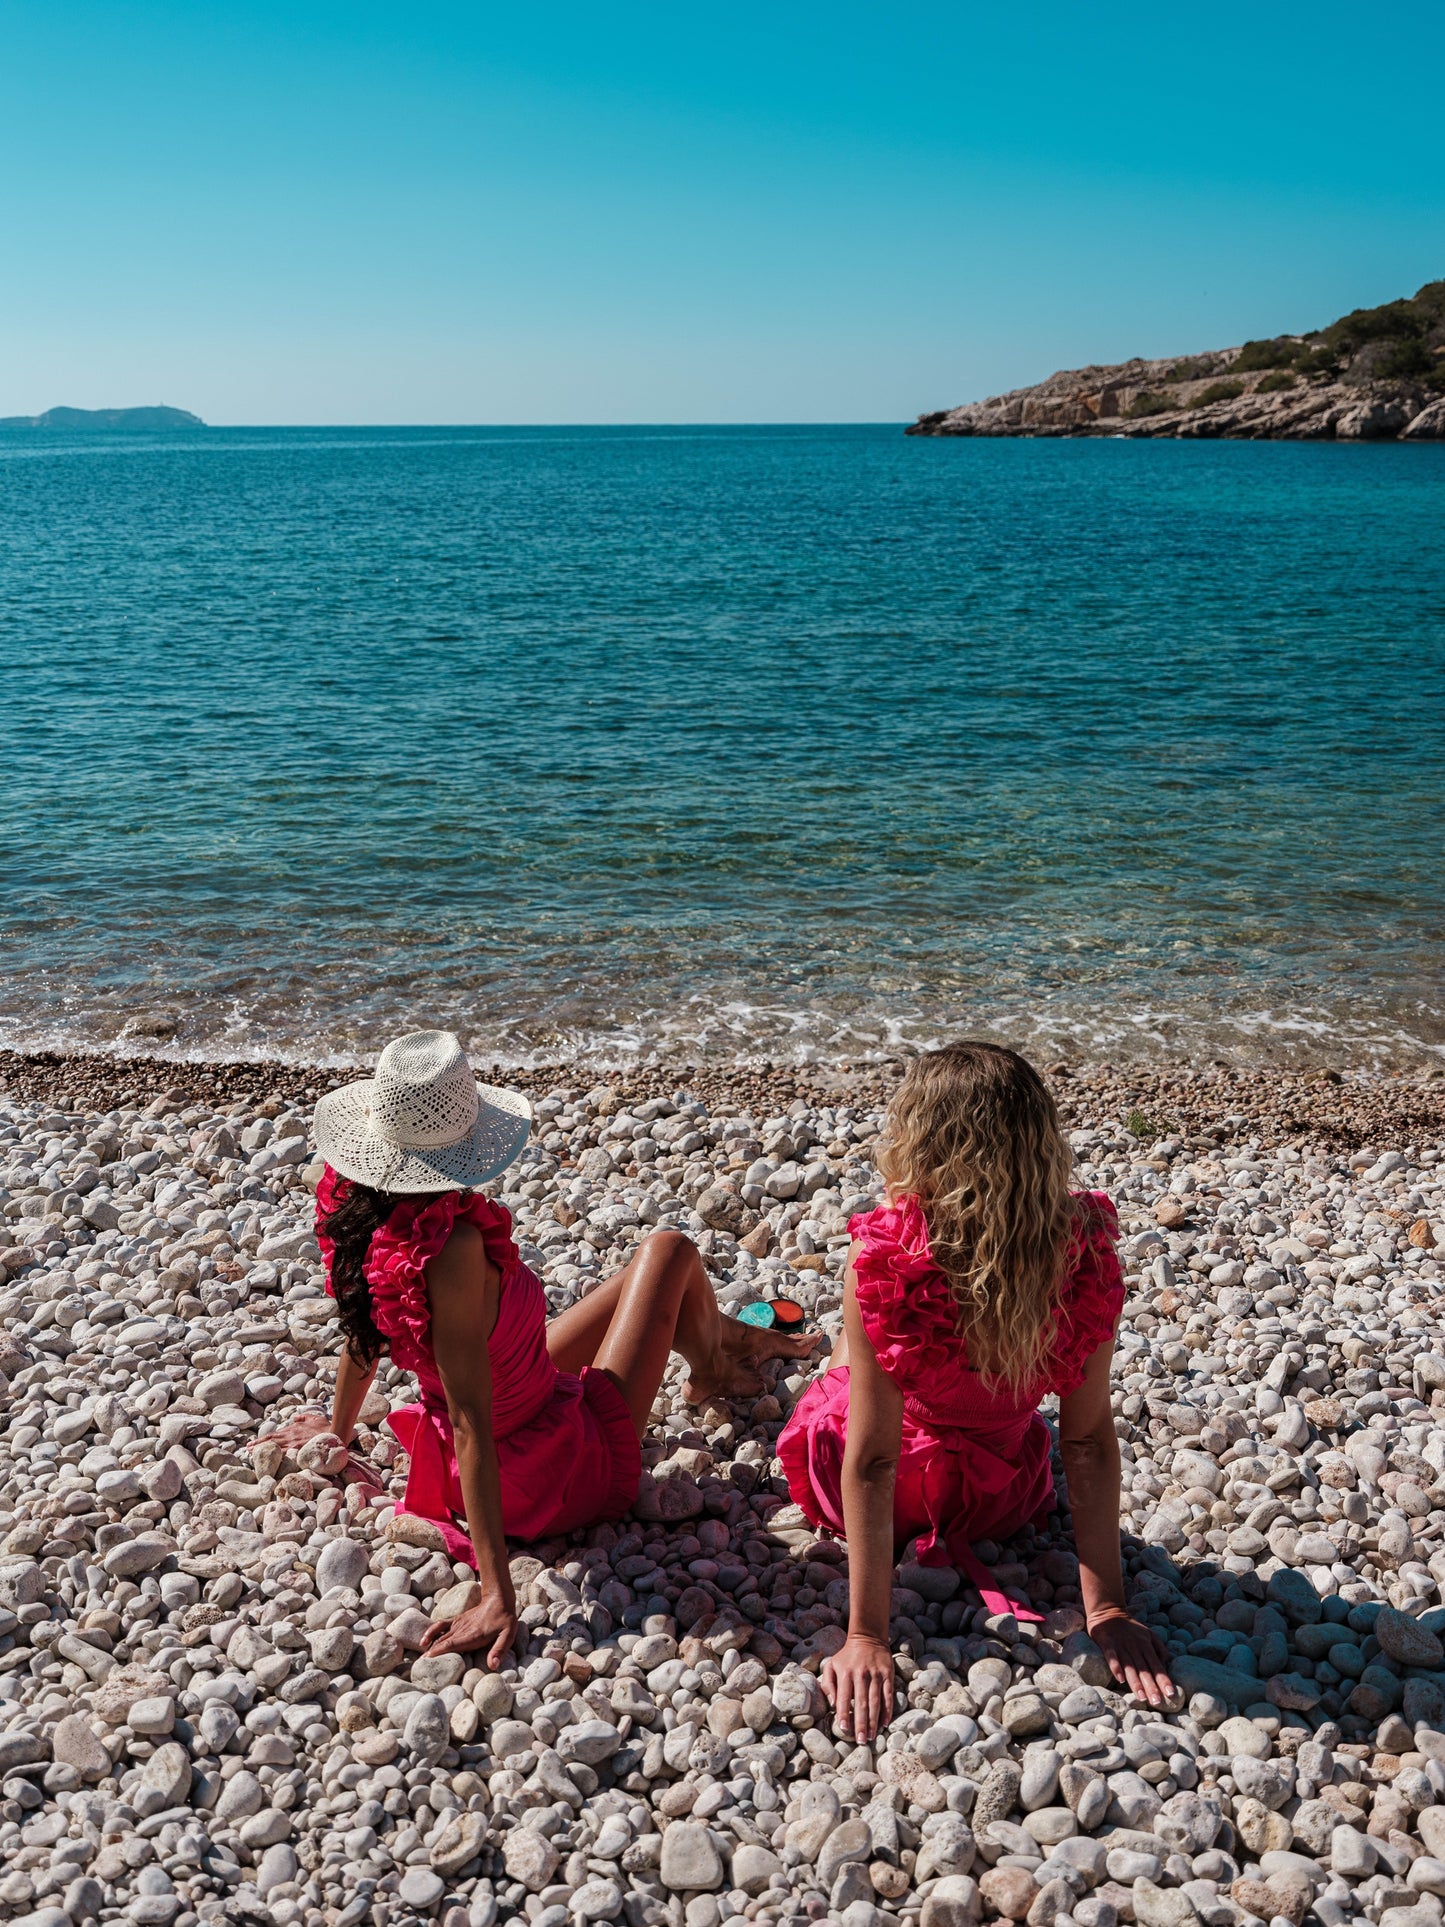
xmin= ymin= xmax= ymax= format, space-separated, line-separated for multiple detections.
xmin=683 ymin=1317 xmax=819 ymax=1403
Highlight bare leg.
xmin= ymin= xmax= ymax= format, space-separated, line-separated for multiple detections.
xmin=544 ymin=1272 xmax=629 ymax=1376
xmin=546 ymin=1230 xmax=818 ymax=1435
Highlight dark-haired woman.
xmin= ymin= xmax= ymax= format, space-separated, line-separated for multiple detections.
xmin=270 ymin=1031 xmax=814 ymax=1669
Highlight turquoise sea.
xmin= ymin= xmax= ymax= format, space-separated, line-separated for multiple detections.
xmin=1 ymin=423 xmax=1442 ymax=1070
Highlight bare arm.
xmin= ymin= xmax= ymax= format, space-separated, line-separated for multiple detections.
xmin=820 ymin=1251 xmax=903 ymax=1744
xmin=416 ymin=1223 xmax=518 ymax=1668
xmin=263 ymin=1346 xmax=379 ymax=1455
xmin=1058 ymin=1337 xmax=1174 ymax=1707
xmin=331 ymin=1346 xmax=379 ymax=1445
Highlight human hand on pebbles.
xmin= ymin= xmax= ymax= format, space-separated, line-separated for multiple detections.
xmin=0 ymin=1055 xmax=1442 ymax=1927
xmin=1084 ymin=1607 xmax=1176 ymax=1709
xmin=264 ymin=1413 xmax=339 ymax=1453
xmin=822 ymin=1632 xmax=896 ymax=1745
xmin=421 ymin=1602 xmax=520 ymax=1673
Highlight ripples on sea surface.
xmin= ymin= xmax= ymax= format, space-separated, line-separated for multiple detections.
xmin=2 ymin=423 xmax=1442 ymax=1070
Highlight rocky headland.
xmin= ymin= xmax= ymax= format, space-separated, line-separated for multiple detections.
xmin=909 ymin=283 xmax=1445 ymax=442
xmin=0 ymin=408 xmax=204 ymax=433
xmin=0 ymin=1048 xmax=1444 ymax=1927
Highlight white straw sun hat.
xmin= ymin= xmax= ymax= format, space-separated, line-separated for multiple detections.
xmin=312 ymin=1030 xmax=532 ymax=1193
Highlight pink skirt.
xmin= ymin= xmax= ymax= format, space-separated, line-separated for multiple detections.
xmin=777 ymin=1365 xmax=1054 ymax=1620
xmin=387 ymin=1366 xmax=641 ymax=1564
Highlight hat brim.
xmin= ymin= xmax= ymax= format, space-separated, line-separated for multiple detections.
xmin=312 ymin=1077 xmax=532 ymax=1193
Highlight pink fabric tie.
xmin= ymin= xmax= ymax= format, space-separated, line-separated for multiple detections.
xmin=384 ymin=1395 xmax=478 ymax=1564
xmin=953 ymin=1543 xmax=1046 ymax=1624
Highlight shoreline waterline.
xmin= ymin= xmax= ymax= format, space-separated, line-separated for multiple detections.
xmin=2 ymin=987 xmax=1444 ymax=1084
xmin=3 ymin=1042 xmax=1441 ymax=1158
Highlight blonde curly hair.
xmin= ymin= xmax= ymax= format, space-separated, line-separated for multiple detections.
xmin=877 ymin=1042 xmax=1086 ymax=1393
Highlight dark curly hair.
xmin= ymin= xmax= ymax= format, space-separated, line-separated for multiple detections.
xmin=319 ymin=1177 xmax=399 ymax=1365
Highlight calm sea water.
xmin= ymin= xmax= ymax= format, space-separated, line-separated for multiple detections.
xmin=2 ymin=423 xmax=1442 ymax=1071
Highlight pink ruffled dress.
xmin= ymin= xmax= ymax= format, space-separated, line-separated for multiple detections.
xmin=316 ymin=1170 xmax=640 ymax=1563
xmin=777 ymin=1191 xmax=1122 ymax=1620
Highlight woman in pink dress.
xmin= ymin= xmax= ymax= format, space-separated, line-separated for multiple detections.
xmin=777 ymin=1041 xmax=1173 ymax=1742
xmin=274 ymin=1031 xmax=812 ymax=1669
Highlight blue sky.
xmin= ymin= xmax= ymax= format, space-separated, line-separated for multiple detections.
xmin=1 ymin=1 xmax=1441 ymax=423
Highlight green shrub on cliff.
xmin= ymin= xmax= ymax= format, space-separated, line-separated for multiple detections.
xmin=1373 ymin=338 xmax=1434 ymax=380
xmin=1233 ymin=337 xmax=1300 ymax=372
xmin=1175 ymin=282 xmax=1445 ymax=391
xmin=1191 ymin=381 xmax=1245 ymax=408
xmin=1295 ymin=347 xmax=1342 ymax=379
xmin=1320 ymin=296 xmax=1426 ymax=357
xmin=1296 ymin=280 xmax=1445 ymax=377
xmin=1256 ymin=371 xmax=1297 ymax=393
xmin=1126 ymin=392 xmax=1177 ymax=418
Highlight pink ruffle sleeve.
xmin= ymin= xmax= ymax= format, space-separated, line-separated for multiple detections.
xmin=849 ymin=1196 xmax=962 ymax=1380
xmin=849 ymin=1189 xmax=1122 ymax=1399
xmin=314 ymin=1163 xmax=344 ymax=1246
xmin=1047 ymin=1192 xmax=1124 ymax=1396
xmin=314 ymin=1172 xmax=521 ymax=1376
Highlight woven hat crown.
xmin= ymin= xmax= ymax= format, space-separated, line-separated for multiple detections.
xmin=366 ymin=1031 xmax=480 ymax=1149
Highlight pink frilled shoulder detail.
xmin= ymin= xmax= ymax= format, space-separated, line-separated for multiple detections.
xmin=1048 ymin=1191 xmax=1124 ymax=1397
xmin=848 ymin=1189 xmax=1122 ymax=1398
xmin=315 ymin=1168 xmax=519 ymax=1361
xmin=314 ymin=1164 xmax=345 ymax=1293
xmin=849 ymin=1196 xmax=962 ymax=1381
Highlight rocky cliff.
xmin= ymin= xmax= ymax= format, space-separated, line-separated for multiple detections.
xmin=909 ymin=280 xmax=1445 ymax=441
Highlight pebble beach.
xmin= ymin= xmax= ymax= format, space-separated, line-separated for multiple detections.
xmin=1 ymin=1048 xmax=1444 ymax=1927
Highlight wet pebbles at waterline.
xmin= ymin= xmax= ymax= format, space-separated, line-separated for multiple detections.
xmin=0 ymin=1060 xmax=1444 ymax=1927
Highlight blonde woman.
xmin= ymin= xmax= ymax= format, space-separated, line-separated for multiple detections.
xmin=777 ymin=1042 xmax=1173 ymax=1741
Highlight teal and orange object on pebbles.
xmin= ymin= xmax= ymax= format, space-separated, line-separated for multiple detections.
xmin=736 ymin=1297 xmax=807 ymax=1330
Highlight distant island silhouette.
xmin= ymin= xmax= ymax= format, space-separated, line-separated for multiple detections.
xmin=0 ymin=405 xmax=205 ymax=431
